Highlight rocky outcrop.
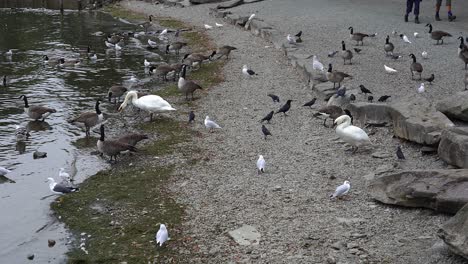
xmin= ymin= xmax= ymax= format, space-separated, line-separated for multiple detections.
xmin=228 ymin=225 xmax=261 ymax=246
xmin=436 ymin=91 xmax=468 ymax=122
xmin=438 ymin=127 xmax=468 ymax=168
xmin=438 ymin=203 xmax=468 ymax=259
xmin=369 ymin=170 xmax=468 ymax=214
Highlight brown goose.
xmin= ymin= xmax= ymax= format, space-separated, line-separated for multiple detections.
xmin=384 ymin=35 xmax=394 ymax=56
xmin=69 ymin=100 xmax=105 ymax=137
xmin=313 ymin=105 xmax=345 ymax=127
xmin=178 ymin=65 xmax=203 ymax=100
xmin=458 ymin=38 xmax=468 ymax=70
xmin=19 ymin=95 xmax=56 ymax=121
xmin=165 ymin=42 xmax=187 ymax=55
xmin=150 ymin=63 xmax=182 ymax=81
xmin=108 ymin=86 xmax=128 ymax=103
xmin=348 ymin=27 xmax=369 ymax=46
xmin=216 ymin=45 xmax=237 ymax=59
xmin=182 ymin=51 xmax=216 ymax=69
xmin=97 ymin=125 xmax=136 ymax=162
xmin=326 ymin=64 xmax=352 ymax=89
xmin=117 ymin=133 xmax=148 ymax=147
xmin=340 ymin=41 xmax=353 ymax=65
xmin=409 ymin=53 xmax=423 ymax=80
xmin=426 ymin=24 xmax=452 ymax=45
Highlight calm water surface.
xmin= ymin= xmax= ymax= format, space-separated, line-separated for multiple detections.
xmin=0 ymin=8 xmax=168 ymax=262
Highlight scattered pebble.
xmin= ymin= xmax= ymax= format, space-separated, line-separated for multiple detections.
xmin=48 ymin=239 xmax=56 ymax=248
xmin=27 ymin=253 xmax=34 ymax=260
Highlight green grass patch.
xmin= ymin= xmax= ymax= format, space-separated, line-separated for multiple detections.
xmin=182 ymin=31 xmax=213 ymax=51
xmin=101 ymin=4 xmax=146 ymax=21
xmin=157 ymin=84 xmax=179 ymax=98
xmin=156 ymin=18 xmax=187 ymax=29
xmin=190 ymin=61 xmax=225 ymax=88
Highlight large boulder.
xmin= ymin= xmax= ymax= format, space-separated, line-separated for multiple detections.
xmin=369 ymin=170 xmax=468 ymax=214
xmin=436 ymin=91 xmax=468 ymax=122
xmin=438 ymin=127 xmax=468 ymax=168
xmin=438 ymin=203 xmax=468 ymax=259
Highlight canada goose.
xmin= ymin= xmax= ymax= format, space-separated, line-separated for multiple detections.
xmin=340 ymin=41 xmax=353 ymax=65
xmin=384 ymin=35 xmax=394 ymax=56
xmin=409 ymin=53 xmax=423 ymax=80
xmin=2 ymin=75 xmax=6 ymax=86
xmin=97 ymin=125 xmax=136 ymax=162
xmin=43 ymin=55 xmax=49 ymax=64
xmin=117 ymin=133 xmax=148 ymax=147
xmin=458 ymin=37 xmax=468 ymax=53
xmin=165 ymin=42 xmax=187 ymax=55
xmin=70 ymin=100 xmax=105 ymax=137
xmin=326 ymin=64 xmax=352 ymax=89
xmin=58 ymin=58 xmax=80 ymax=67
xmin=334 ymin=115 xmax=370 ymax=153
xmin=348 ymin=27 xmax=369 ymax=46
xmin=178 ymin=65 xmax=203 ymax=100
xmin=139 ymin=15 xmax=154 ymax=32
xmin=313 ymin=105 xmax=344 ymax=127
xmin=182 ymin=51 xmax=216 ymax=69
xmin=118 ymin=91 xmax=176 ymax=121
xmin=425 ymin=24 xmax=452 ymax=45
xmin=108 ymin=86 xmax=128 ymax=103
xmin=458 ymin=42 xmax=468 ymax=70
xmin=107 ymin=34 xmax=122 ymax=45
xmin=19 ymin=95 xmax=56 ymax=121
xmin=216 ymin=45 xmax=237 ymax=60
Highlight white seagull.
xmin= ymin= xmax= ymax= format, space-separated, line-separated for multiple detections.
xmin=59 ymin=168 xmax=71 ymax=185
xmin=148 ymin=39 xmax=158 ymax=48
xmin=204 ymin=24 xmax=213 ymax=30
xmin=104 ymin=41 xmax=115 ymax=48
xmin=287 ymin=34 xmax=296 ymax=44
xmin=256 ymin=155 xmax=265 ymax=174
xmin=248 ymin=14 xmax=255 ymax=21
xmin=156 ymin=224 xmax=169 ymax=246
xmin=312 ymin=55 xmax=324 ymax=71
xmin=115 ymin=43 xmax=122 ymax=51
xmin=0 ymin=166 xmax=11 ymax=176
xmin=144 ymin=59 xmax=151 ymax=67
xmin=215 ymin=23 xmax=223 ymax=27
xmin=400 ymin=34 xmax=411 ymax=44
xmin=89 ymin=53 xmax=97 ymax=61
xmin=5 ymin=49 xmax=12 ymax=56
xmin=242 ymin=65 xmax=257 ymax=76
xmin=47 ymin=178 xmax=79 ymax=194
xmin=330 ymin=180 xmax=350 ymax=199
xmin=421 ymin=51 xmax=428 ymax=59
xmin=159 ymin=28 xmax=168 ymax=36
xmin=418 ymin=83 xmax=425 ymax=93
xmin=414 ymin=32 xmax=419 ymax=38
xmin=384 ymin=65 xmax=398 ymax=74
xmin=129 ymin=76 xmax=138 ymax=82
xmin=204 ymin=116 xmax=221 ymax=132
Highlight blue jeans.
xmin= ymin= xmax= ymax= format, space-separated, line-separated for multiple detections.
xmin=406 ymin=0 xmax=421 ymax=15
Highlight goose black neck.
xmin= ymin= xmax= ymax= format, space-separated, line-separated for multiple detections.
xmin=21 ymin=95 xmax=29 ymax=107
xmin=349 ymin=27 xmax=353 ymax=34
xmin=385 ymin=36 xmax=389 ymax=44
xmin=99 ymin=125 xmax=105 ymax=141
xmin=428 ymin=25 xmax=432 ymax=33
xmin=328 ymin=64 xmax=332 ymax=72
xmin=411 ymin=55 xmax=416 ymax=63
xmin=87 ymin=46 xmax=91 ymax=53
xmin=342 ymin=42 xmax=346 ymax=51
xmin=181 ymin=65 xmax=187 ymax=78
xmin=95 ymin=101 xmax=101 ymax=115
xmin=165 ymin=44 xmax=170 ymax=54
xmin=3 ymin=76 xmax=6 ymax=86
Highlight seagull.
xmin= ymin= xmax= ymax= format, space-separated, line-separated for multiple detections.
xmin=256 ymin=155 xmax=265 ymax=174
xmin=105 ymin=41 xmax=115 ymax=48
xmin=418 ymin=83 xmax=425 ymax=93
xmin=148 ymin=39 xmax=158 ymax=48
xmin=312 ymin=55 xmax=324 ymax=71
xmin=188 ymin=111 xmax=195 ymax=123
xmin=129 ymin=76 xmax=138 ymax=82
xmin=248 ymin=14 xmax=255 ymax=21
xmin=144 ymin=59 xmax=151 ymax=67
xmin=260 ymin=111 xmax=274 ymax=123
xmin=159 ymin=28 xmax=168 ymax=36
xmin=414 ymin=32 xmax=419 ymax=38
xmin=5 ymin=49 xmax=12 ymax=56
xmin=359 ymin=84 xmax=372 ymax=95
xmin=204 ymin=24 xmax=213 ymax=30
xmin=303 ymin=98 xmax=316 ymax=108
xmin=384 ymin=65 xmax=397 ymax=74
xmin=261 ymin=125 xmax=272 ymax=140
xmin=115 ymin=43 xmax=122 ymax=51
xmin=204 ymin=116 xmax=221 ymax=132
xmin=155 ymin=224 xmax=168 ymax=246
xmin=47 ymin=178 xmax=79 ymax=194
xmin=330 ymin=180 xmax=350 ymax=199
xmin=396 ymin=146 xmax=405 ymax=160
xmin=287 ymin=34 xmax=296 ymax=44
xmin=0 ymin=167 xmax=11 ymax=176
xmin=267 ymin=93 xmax=280 ymax=103
xmin=59 ymin=168 xmax=72 ymax=185
xmin=89 ymin=53 xmax=97 ymax=61
xmin=400 ymin=34 xmax=411 ymax=44
xmin=15 ymin=125 xmax=30 ymax=141
xmin=215 ymin=23 xmax=223 ymax=27
xmin=328 ymin=51 xmax=339 ymax=58
xmin=242 ymin=65 xmax=257 ymax=76
xmin=421 ymin=51 xmax=428 ymax=59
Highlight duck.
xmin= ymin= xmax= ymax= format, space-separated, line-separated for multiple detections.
xmin=117 ymin=133 xmax=148 ymax=147
xmin=384 ymin=35 xmax=394 ymax=56
xmin=425 ymin=23 xmax=452 ymax=45
xmin=166 ymin=42 xmax=187 ymax=55
xmin=313 ymin=105 xmax=345 ymax=127
xmin=182 ymin=51 xmax=216 ymax=69
xmin=409 ymin=53 xmax=423 ymax=80
xmin=348 ymin=27 xmax=369 ymax=45
xmin=97 ymin=125 xmax=137 ymax=162
xmin=326 ymin=63 xmax=352 ymax=89
xmin=340 ymin=41 xmax=353 ymax=65
xmin=69 ymin=100 xmax=105 ymax=137
xmin=178 ymin=65 xmax=203 ymax=100
xmin=19 ymin=95 xmax=56 ymax=121
xmin=108 ymin=85 xmax=128 ymax=103
xmin=334 ymin=115 xmax=370 ymax=153
xmin=216 ymin=45 xmax=237 ymax=60
xmin=118 ymin=91 xmax=176 ymax=121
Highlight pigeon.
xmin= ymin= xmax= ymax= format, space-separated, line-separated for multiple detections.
xmin=421 ymin=51 xmax=428 ymax=59
xmin=353 ymin=48 xmax=362 ymax=54
xmin=368 ymin=95 xmax=374 ymax=102
xmin=336 ymin=86 xmax=346 ymax=97
xmin=303 ymin=98 xmax=317 ymax=108
xmin=267 ymin=93 xmax=280 ymax=103
xmin=248 ymin=14 xmax=255 ymax=21
xmin=287 ymin=34 xmax=296 ymax=44
xmin=204 ymin=116 xmax=221 ymax=131
xmin=396 ymin=146 xmax=405 ymax=160
xmin=312 ymin=55 xmax=324 ymax=71
xmin=424 ymin=74 xmax=435 ymax=84
xmin=418 ymin=83 xmax=425 ymax=93
xmin=276 ymin=100 xmax=293 ymax=116
xmin=15 ymin=125 xmax=30 ymax=141
xmin=0 ymin=166 xmax=11 ymax=176
xmin=328 ymin=51 xmax=339 ymax=57
xmin=414 ymin=32 xmax=419 ymax=38
xmin=330 ymin=180 xmax=350 ymax=199
xmin=359 ymin=84 xmax=372 ymax=95
xmin=261 ymin=125 xmax=272 ymax=140
xmin=204 ymin=24 xmax=213 ymax=30
xmin=256 ymin=155 xmax=265 ymax=174
xmin=47 ymin=178 xmax=79 ymax=194
xmin=384 ymin=65 xmax=398 ymax=74
xmin=390 ymin=54 xmax=402 ymax=60
xmin=188 ymin=111 xmax=195 ymax=123
xmin=349 ymin=94 xmax=356 ymax=102
xmin=215 ymin=23 xmax=223 ymax=27
xmin=156 ymin=224 xmax=168 ymax=246
xmin=260 ymin=111 xmax=274 ymax=123
xmin=400 ymin=34 xmax=411 ymax=43
xmin=378 ymin=95 xmax=391 ymax=102
xmin=242 ymin=65 xmax=257 ymax=76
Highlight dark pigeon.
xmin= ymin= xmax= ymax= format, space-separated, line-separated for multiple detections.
xmin=188 ymin=111 xmax=195 ymax=123
xmin=378 ymin=95 xmax=391 ymax=102
xmin=359 ymin=84 xmax=372 ymax=95
xmin=276 ymin=100 xmax=293 ymax=116
xmin=267 ymin=93 xmax=280 ymax=103
xmin=303 ymin=98 xmax=316 ymax=108
xmin=260 ymin=111 xmax=274 ymax=123
xmin=396 ymin=146 xmax=405 ymax=160
xmin=261 ymin=125 xmax=272 ymax=140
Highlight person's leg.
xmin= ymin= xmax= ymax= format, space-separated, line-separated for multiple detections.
xmin=435 ymin=0 xmax=442 ymax=21
xmin=446 ymin=0 xmax=456 ymax=21
xmin=405 ymin=0 xmax=413 ymax=22
xmin=414 ymin=0 xmax=420 ymax=23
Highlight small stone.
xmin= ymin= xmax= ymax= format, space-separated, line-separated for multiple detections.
xmin=360 ymin=254 xmax=368 ymax=259
xmin=326 ymin=256 xmax=336 ymax=264
xmin=349 ymin=248 xmax=360 ymax=254
xmin=48 ymin=239 xmax=56 ymax=248
xmin=420 ymin=146 xmax=437 ymax=154
xmin=330 ymin=241 xmax=343 ymax=250
xmin=347 ymin=242 xmax=358 ymax=249
xmin=273 ymin=185 xmax=282 ymax=191
xmin=228 ymin=225 xmax=261 ymax=246
xmin=33 ymin=151 xmax=47 ymax=159
xmin=27 ymin=254 xmax=34 ymax=260
xmin=351 ymin=233 xmax=367 ymax=239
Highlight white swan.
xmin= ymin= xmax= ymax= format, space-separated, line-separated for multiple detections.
xmin=334 ymin=115 xmax=371 ymax=153
xmin=118 ymin=91 xmax=176 ymax=121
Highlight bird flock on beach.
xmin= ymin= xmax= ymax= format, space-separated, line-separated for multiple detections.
xmin=2 ymin=11 xmax=468 ymax=249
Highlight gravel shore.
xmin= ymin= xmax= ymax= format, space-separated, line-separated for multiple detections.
xmin=121 ymin=1 xmax=466 ymax=263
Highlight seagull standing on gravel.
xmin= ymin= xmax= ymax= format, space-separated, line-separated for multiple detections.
xmin=248 ymin=14 xmax=255 ymax=21
xmin=256 ymin=155 xmax=265 ymax=174
xmin=414 ymin=32 xmax=419 ymax=38
xmin=115 ymin=43 xmax=122 ymax=51
xmin=422 ymin=51 xmax=428 ymax=59
xmin=287 ymin=34 xmax=296 ymax=44
xmin=0 ymin=166 xmax=11 ymax=176
xmin=400 ymin=34 xmax=411 ymax=44
xmin=384 ymin=65 xmax=398 ymax=74
xmin=204 ymin=116 xmax=221 ymax=132
xmin=242 ymin=65 xmax=257 ymax=76
xmin=156 ymin=224 xmax=169 ymax=247
xmin=418 ymin=83 xmax=425 ymax=93
xmin=215 ymin=23 xmax=223 ymax=27
xmin=147 ymin=39 xmax=158 ymax=48
xmin=330 ymin=180 xmax=350 ymax=199
xmin=204 ymin=24 xmax=213 ymax=30
xmin=159 ymin=28 xmax=168 ymax=36
xmin=312 ymin=55 xmax=324 ymax=71
xmin=47 ymin=178 xmax=79 ymax=194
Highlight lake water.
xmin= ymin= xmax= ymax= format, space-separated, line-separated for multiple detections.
xmin=0 ymin=8 xmax=168 ymax=262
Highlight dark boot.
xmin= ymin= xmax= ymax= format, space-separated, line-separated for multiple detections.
xmin=404 ymin=14 xmax=408 ymax=22
xmin=414 ymin=16 xmax=420 ymax=24
xmin=435 ymin=13 xmax=441 ymax=21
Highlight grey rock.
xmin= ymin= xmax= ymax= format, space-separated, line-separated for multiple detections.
xmin=347 ymin=242 xmax=359 ymax=249
xmin=371 ymin=151 xmax=391 ymax=159
xmin=228 ymin=225 xmax=261 ymax=246
xmin=48 ymin=239 xmax=56 ymax=247
xmin=436 ymin=90 xmax=468 ymax=122
xmin=27 ymin=254 xmax=34 ymax=260
xmin=351 ymin=233 xmax=367 ymax=239
xmin=438 ymin=203 xmax=468 ymax=259
xmin=331 ymin=241 xmax=344 ymax=250
xmin=438 ymin=127 xmax=468 ymax=168
xmin=335 ymin=217 xmax=365 ymax=226
xmin=421 ymin=146 xmax=437 ymax=154
xmin=326 ymin=255 xmax=337 ymax=264
xmin=33 ymin=151 xmax=47 ymax=159
xmin=370 ymin=170 xmax=468 ymax=214
xmin=349 ymin=248 xmax=360 ymax=254
xmin=374 ymin=164 xmax=394 ymax=175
